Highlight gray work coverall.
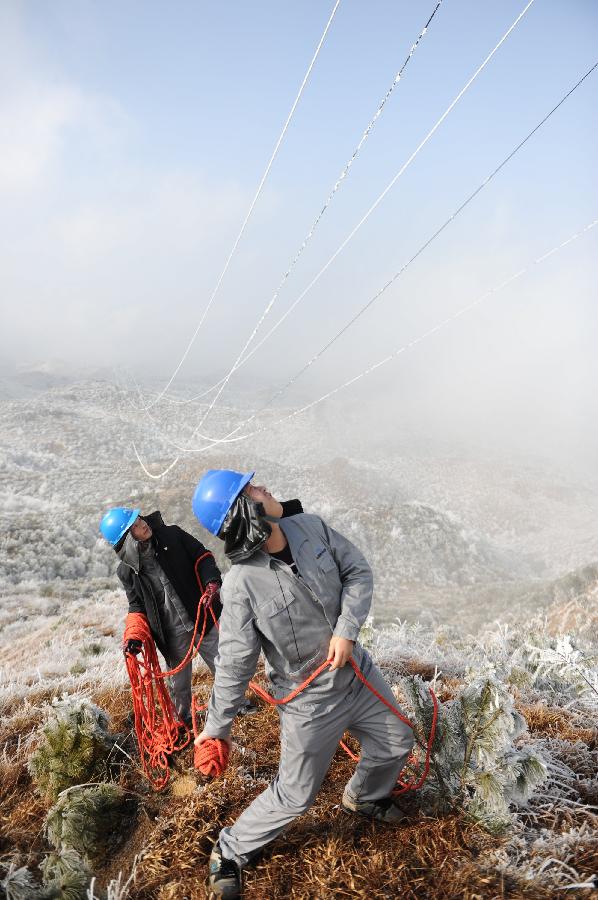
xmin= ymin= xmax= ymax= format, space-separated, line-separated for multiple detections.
xmin=205 ymin=513 xmax=414 ymax=868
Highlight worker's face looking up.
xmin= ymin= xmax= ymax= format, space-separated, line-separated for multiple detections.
xmin=130 ymin=517 xmax=153 ymax=543
xmin=244 ymin=484 xmax=283 ymax=519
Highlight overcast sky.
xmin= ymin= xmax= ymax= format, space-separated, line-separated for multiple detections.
xmin=1 ymin=1 xmax=597 ymax=463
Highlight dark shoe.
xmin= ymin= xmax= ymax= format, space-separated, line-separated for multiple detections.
xmin=208 ymin=841 xmax=241 ymax=899
xmin=341 ymin=788 xmax=407 ymax=824
xmin=237 ymin=699 xmax=259 ymax=717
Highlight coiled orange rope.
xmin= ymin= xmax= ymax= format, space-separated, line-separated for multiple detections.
xmin=195 ymin=736 xmax=230 ymax=776
xmin=123 ymin=556 xmax=219 ymax=789
xmin=124 ymin=612 xmax=190 ymax=790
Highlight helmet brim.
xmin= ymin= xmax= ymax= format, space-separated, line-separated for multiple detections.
xmin=124 ymin=508 xmax=141 ymax=535
xmin=236 ymin=471 xmax=255 ymax=497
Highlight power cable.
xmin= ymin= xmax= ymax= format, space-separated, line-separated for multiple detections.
xmin=134 ymin=0 xmax=532 ymax=421
xmin=136 ymin=0 xmax=342 ymax=412
xmin=181 ymin=0 xmax=445 ymax=421
xmin=235 ymin=58 xmax=598 ymax=423
xmin=182 ymin=0 xmax=535 ymax=423
xmin=148 ymin=58 xmax=597 ymax=453
xmin=133 ymin=217 xmax=597 ymax=479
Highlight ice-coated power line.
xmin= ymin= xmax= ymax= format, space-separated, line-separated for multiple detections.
xmin=149 ymin=57 xmax=597 ymax=454
xmin=178 ymin=0 xmax=445 ymax=416
xmin=187 ymin=0 xmax=535 ymax=408
xmin=235 ymin=58 xmax=598 ymax=419
xmin=136 ymin=0 xmax=342 ymax=412
xmin=139 ymin=0 xmax=532 ymax=423
xmin=133 ymin=217 xmax=597 ymax=479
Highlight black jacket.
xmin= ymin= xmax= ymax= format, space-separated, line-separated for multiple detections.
xmin=117 ymin=511 xmax=222 ymax=655
xmin=117 ymin=501 xmax=303 ymax=656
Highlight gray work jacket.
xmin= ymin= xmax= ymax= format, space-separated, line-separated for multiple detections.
xmin=205 ymin=513 xmax=373 ymax=739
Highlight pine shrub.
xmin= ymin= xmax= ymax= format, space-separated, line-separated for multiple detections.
xmin=402 ymin=671 xmax=547 ymax=832
xmin=28 ymin=695 xmax=113 ymax=801
xmin=0 ymin=864 xmax=43 ymax=900
xmin=41 ymin=848 xmax=91 ymax=900
xmin=46 ymin=784 xmax=126 ymax=863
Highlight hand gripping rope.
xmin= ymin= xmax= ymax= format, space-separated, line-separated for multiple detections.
xmin=196 ymin=657 xmax=438 ymax=796
xmin=124 ymin=562 xmax=438 ymax=793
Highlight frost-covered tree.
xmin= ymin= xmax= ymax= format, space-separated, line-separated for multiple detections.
xmin=28 ymin=696 xmax=113 ymax=801
xmin=45 ymin=784 xmax=126 ymax=863
xmin=41 ymin=848 xmax=90 ymax=900
xmin=0 ymin=864 xmax=43 ymax=900
xmin=402 ymin=671 xmax=547 ymax=832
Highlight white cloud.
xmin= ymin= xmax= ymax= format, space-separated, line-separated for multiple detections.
xmin=0 ymin=6 xmax=130 ymax=197
xmin=0 ymin=84 xmax=81 ymax=192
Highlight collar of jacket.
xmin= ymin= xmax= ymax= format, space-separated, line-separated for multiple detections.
xmin=116 ymin=530 xmax=141 ymax=574
xmin=249 ymin=517 xmax=309 ymax=566
xmin=143 ymin=510 xmax=165 ymax=531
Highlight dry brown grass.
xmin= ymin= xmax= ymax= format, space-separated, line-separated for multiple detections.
xmin=0 ymin=702 xmax=49 ymax=858
xmin=520 ymin=703 xmax=597 ymax=748
xmin=0 ymin=754 xmax=47 ymax=857
xmin=123 ymin=702 xmax=558 ymax=900
xmin=95 ymin=683 xmax=136 ymax=734
xmin=2 ymin=668 xmax=594 ymax=898
xmin=128 ymin=778 xmax=555 ymax=899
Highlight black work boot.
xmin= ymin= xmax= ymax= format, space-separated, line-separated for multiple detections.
xmin=208 ymin=841 xmax=242 ymax=899
xmin=341 ymin=788 xmax=407 ymax=824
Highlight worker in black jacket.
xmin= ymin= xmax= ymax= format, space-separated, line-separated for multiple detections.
xmin=100 ymin=497 xmax=303 ymax=725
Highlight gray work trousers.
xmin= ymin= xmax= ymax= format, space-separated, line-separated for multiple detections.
xmin=219 ymin=656 xmax=414 ymax=868
xmin=164 ymin=622 xmax=219 ymax=720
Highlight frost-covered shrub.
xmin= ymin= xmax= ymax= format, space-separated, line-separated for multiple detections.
xmin=0 ymin=863 xmax=43 ymax=900
xmin=28 ymin=696 xmax=113 ymax=801
xmin=472 ymin=625 xmax=598 ymax=709
xmin=46 ymin=784 xmax=126 ymax=864
xmin=520 ymin=634 xmax=598 ymax=702
xmin=41 ymin=848 xmax=90 ymax=900
xmin=403 ymin=672 xmax=547 ymax=832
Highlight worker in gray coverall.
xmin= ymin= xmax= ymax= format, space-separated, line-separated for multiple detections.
xmin=192 ymin=469 xmax=414 ymax=900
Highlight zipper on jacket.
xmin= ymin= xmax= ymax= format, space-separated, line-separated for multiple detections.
xmin=141 ymin=574 xmax=167 ymax=647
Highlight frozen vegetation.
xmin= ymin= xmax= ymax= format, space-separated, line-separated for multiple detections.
xmin=0 ymin=375 xmax=597 ymax=897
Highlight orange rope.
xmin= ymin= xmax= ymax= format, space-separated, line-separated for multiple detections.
xmin=123 ymin=553 xmax=219 ymax=790
xmin=195 ymin=735 xmax=230 ymax=776
xmin=195 ymin=620 xmax=438 ymax=792
xmin=124 ymin=555 xmax=438 ymax=795
xmin=124 ymin=612 xmax=190 ymax=790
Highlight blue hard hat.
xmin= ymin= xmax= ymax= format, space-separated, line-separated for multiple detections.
xmin=99 ymin=506 xmax=140 ymax=545
xmin=192 ymin=469 xmax=254 ymax=535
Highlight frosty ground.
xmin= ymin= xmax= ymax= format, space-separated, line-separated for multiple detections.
xmin=0 ymin=376 xmax=597 ymax=898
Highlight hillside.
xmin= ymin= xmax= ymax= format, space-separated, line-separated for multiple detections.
xmin=1 ymin=379 xmax=597 ymax=897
